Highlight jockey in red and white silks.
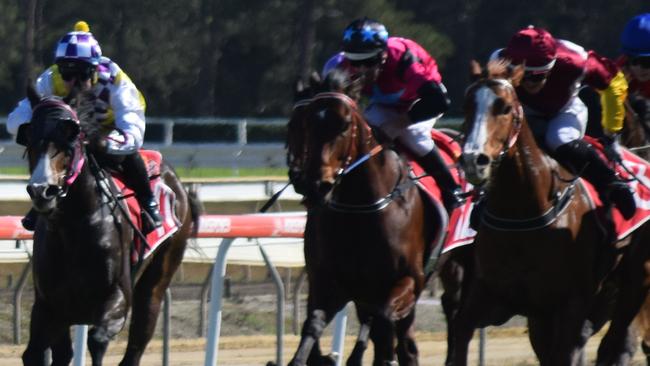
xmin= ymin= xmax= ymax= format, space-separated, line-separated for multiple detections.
xmin=491 ymin=26 xmax=635 ymax=219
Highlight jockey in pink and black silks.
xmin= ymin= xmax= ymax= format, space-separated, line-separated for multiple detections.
xmin=323 ymin=18 xmax=463 ymax=213
xmin=491 ymin=26 xmax=635 ymax=219
xmin=8 ymin=21 xmax=163 ymax=231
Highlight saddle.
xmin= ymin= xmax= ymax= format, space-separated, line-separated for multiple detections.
xmin=107 ymin=150 xmax=180 ymax=265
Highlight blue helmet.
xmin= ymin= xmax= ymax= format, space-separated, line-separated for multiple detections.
xmin=342 ymin=18 xmax=389 ymax=61
xmin=621 ymin=13 xmax=650 ymax=57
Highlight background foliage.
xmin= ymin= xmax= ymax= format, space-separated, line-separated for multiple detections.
xmin=2 ymin=0 xmax=647 ymax=117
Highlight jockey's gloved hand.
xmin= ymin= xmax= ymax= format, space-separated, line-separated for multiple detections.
xmin=105 ymin=129 xmax=138 ymax=155
xmin=599 ymin=133 xmax=623 ymax=163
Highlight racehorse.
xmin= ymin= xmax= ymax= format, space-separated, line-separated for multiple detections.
xmin=20 ymin=85 xmax=199 ymax=366
xmin=454 ymin=60 xmax=650 ymax=366
xmin=285 ymin=69 xmax=445 ymax=366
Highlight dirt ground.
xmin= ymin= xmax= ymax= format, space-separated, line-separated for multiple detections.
xmin=0 ymin=328 xmax=647 ymax=366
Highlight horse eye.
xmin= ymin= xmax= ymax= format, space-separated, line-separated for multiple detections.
xmin=502 ymin=105 xmax=512 ymax=115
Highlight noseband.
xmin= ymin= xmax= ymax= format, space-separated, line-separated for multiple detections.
xmin=30 ymin=100 xmax=86 ymax=198
xmin=302 ymin=92 xmax=417 ymax=213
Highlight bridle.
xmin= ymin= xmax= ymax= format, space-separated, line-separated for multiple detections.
xmin=465 ymin=78 xmax=576 ymax=231
xmin=302 ymin=91 xmax=415 ymax=213
xmin=29 ymin=99 xmax=86 ymax=199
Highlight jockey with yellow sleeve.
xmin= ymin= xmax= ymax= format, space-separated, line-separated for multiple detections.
xmin=491 ymin=26 xmax=635 ymax=219
xmin=7 ymin=21 xmax=162 ymax=230
xmin=324 ymin=18 xmax=462 ymax=213
xmin=618 ymin=14 xmax=650 ymax=131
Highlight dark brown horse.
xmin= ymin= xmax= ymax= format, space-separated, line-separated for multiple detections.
xmin=285 ymin=69 xmax=446 ymax=366
xmin=19 ymin=86 xmax=199 ymax=366
xmin=454 ymin=60 xmax=650 ymax=366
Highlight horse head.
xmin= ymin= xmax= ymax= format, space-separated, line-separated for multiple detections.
xmin=299 ymin=68 xmax=370 ymax=202
xmin=24 ymin=85 xmax=96 ymax=213
xmin=460 ymin=60 xmax=525 ymax=186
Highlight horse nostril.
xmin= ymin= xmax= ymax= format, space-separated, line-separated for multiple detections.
xmin=44 ymin=185 xmax=61 ymax=198
xmin=26 ymin=185 xmax=37 ymax=199
xmin=475 ymin=154 xmax=491 ymax=167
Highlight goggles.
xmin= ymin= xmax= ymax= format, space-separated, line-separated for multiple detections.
xmin=57 ymin=61 xmax=96 ymax=82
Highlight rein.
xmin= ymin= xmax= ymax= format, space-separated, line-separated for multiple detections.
xmin=305 ymin=91 xmax=413 ymax=213
xmin=480 ymin=183 xmax=575 ymax=231
xmin=469 ymin=77 xmax=577 ymax=231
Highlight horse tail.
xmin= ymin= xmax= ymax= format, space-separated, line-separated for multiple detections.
xmin=185 ymin=185 xmax=203 ymax=237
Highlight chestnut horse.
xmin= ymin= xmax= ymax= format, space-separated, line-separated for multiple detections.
xmin=286 ymin=69 xmax=446 ymax=366
xmin=20 ymin=86 xmax=199 ymax=366
xmin=454 ymin=61 xmax=650 ymax=366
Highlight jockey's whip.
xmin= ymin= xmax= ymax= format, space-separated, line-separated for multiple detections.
xmin=258 ymin=181 xmax=292 ymax=213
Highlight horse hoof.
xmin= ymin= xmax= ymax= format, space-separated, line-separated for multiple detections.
xmin=265 ymin=362 xmax=276 ymax=366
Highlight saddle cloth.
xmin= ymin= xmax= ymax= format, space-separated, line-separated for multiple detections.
xmin=110 ymin=150 xmax=180 ymax=265
xmin=408 ymin=129 xmax=477 ymax=254
xmin=582 ymin=136 xmax=650 ymax=241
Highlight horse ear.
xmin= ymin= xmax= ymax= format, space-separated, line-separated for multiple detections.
xmin=26 ymin=82 xmax=41 ymax=108
xmin=469 ymin=60 xmax=483 ymax=82
xmin=510 ymin=64 xmax=525 ymax=87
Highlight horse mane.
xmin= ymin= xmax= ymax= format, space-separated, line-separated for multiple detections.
xmin=66 ymin=89 xmax=105 ymax=146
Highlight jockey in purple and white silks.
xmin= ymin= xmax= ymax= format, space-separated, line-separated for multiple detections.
xmin=8 ymin=21 xmax=162 ymax=230
xmin=491 ymin=26 xmax=635 ymax=219
xmin=324 ymin=18 xmax=462 ymax=213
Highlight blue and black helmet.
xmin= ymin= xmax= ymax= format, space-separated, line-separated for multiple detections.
xmin=342 ymin=18 xmax=389 ymax=61
xmin=621 ymin=13 xmax=650 ymax=57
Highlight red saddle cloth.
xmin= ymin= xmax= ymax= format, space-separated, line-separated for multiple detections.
xmin=408 ymin=130 xmax=477 ymax=253
xmin=582 ymin=136 xmax=650 ymax=241
xmin=110 ymin=150 xmax=180 ymax=265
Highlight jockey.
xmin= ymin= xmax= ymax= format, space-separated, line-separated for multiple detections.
xmin=325 ymin=17 xmax=462 ymax=213
xmin=619 ymin=13 xmax=650 ymax=128
xmin=7 ymin=21 xmax=163 ymax=230
xmin=491 ymin=26 xmax=636 ymax=219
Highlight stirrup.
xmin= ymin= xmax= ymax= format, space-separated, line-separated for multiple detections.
xmin=141 ymin=201 xmax=163 ymax=231
xmin=442 ymin=188 xmax=465 ymax=213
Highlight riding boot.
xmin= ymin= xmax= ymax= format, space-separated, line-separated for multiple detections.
xmin=553 ymin=139 xmax=636 ymax=219
xmin=415 ymin=147 xmax=464 ymax=213
xmin=21 ymin=208 xmax=37 ymax=231
xmin=121 ymin=153 xmax=163 ymax=230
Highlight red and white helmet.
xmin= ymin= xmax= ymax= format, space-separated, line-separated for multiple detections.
xmin=503 ymin=26 xmax=557 ymax=73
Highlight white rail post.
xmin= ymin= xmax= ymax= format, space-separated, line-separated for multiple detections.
xmin=204 ymin=238 xmax=236 ymax=366
xmin=72 ymin=325 xmax=88 ymax=366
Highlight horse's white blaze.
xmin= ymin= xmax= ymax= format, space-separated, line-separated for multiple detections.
xmin=29 ymin=144 xmax=61 ymax=187
xmin=464 ymin=86 xmax=497 ymax=156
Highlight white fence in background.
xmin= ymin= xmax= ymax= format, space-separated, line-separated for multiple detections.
xmin=0 ymin=117 xmax=462 ymax=169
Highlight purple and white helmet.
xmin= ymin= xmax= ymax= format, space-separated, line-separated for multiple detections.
xmin=54 ymin=21 xmax=102 ymax=65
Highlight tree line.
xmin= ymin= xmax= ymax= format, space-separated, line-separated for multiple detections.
xmin=1 ymin=0 xmax=646 ymax=118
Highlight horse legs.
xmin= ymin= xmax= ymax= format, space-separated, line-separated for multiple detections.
xmin=368 ymin=315 xmax=396 ymax=366
xmin=87 ymin=287 xmax=129 ymax=366
xmin=346 ymin=306 xmax=373 ymax=366
xmin=395 ymin=309 xmax=418 ymax=366
xmin=119 ymin=241 xmax=183 ymax=366
xmin=22 ymin=300 xmax=68 ymax=366
xmin=288 ymin=283 xmax=347 ymax=366
xmin=49 ymin=330 xmax=73 ymax=366
xmin=439 ymin=246 xmax=472 ymax=366
xmin=452 ymin=277 xmax=509 ymax=366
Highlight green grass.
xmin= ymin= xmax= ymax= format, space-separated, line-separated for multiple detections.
xmin=0 ymin=166 xmax=288 ymax=178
